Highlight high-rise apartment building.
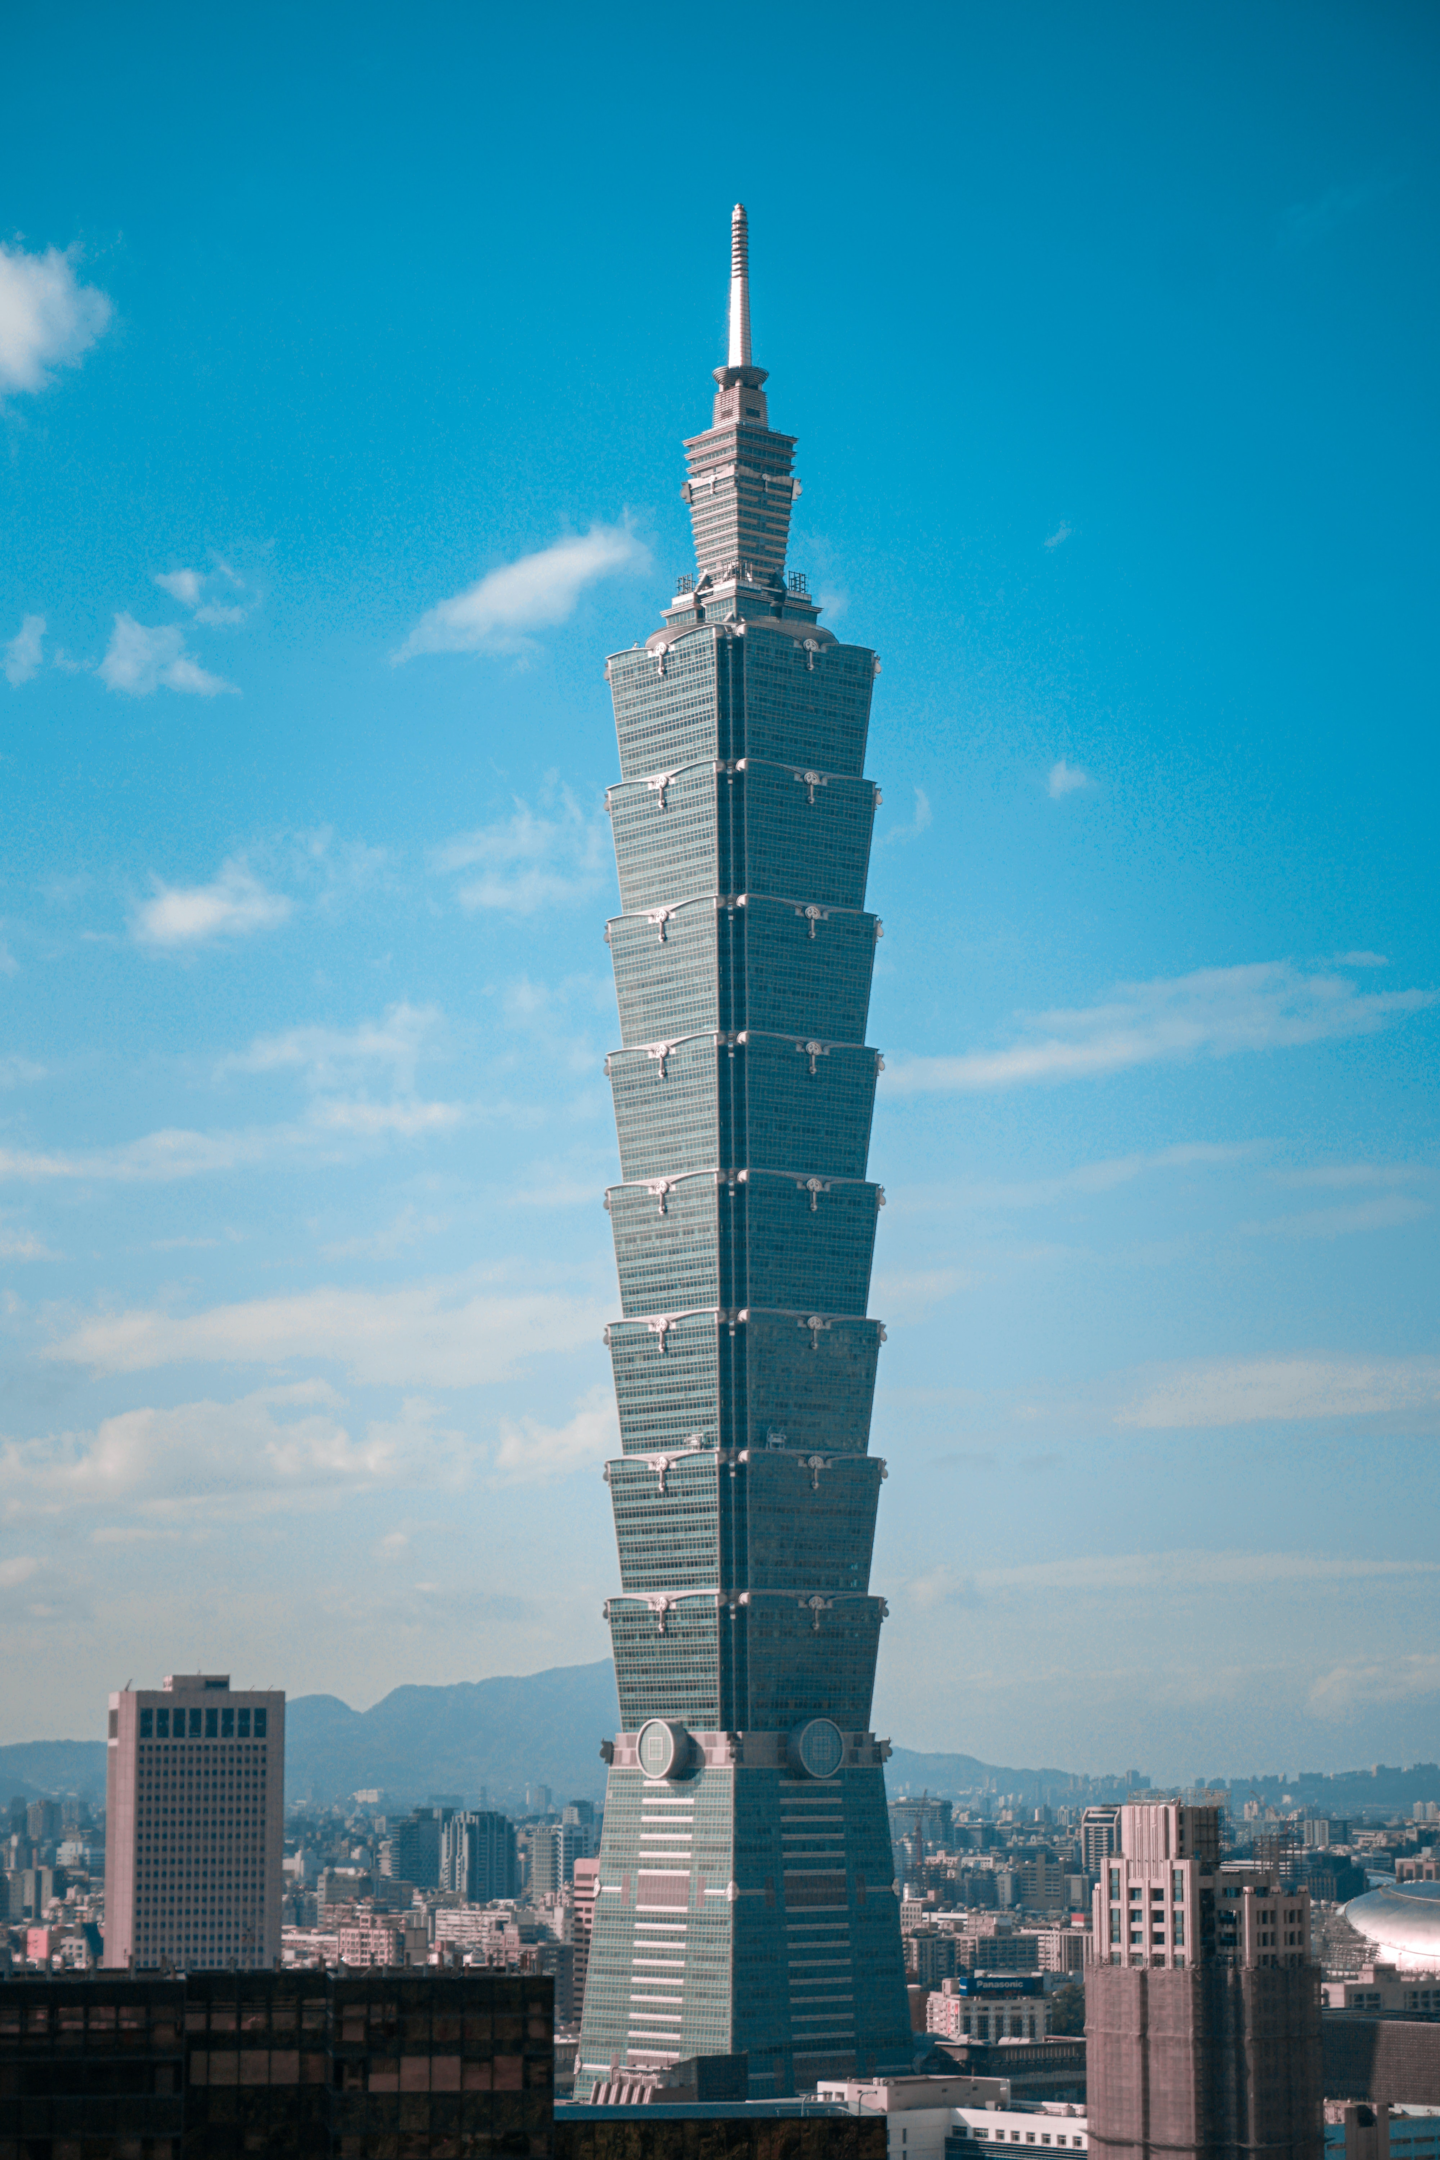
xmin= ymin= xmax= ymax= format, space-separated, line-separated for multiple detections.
xmin=531 ymin=1823 xmax=583 ymax=1897
xmin=104 ymin=1673 xmax=284 ymax=1970
xmin=1087 ymin=1802 xmax=1323 ymax=2160
xmin=573 ymin=1857 xmax=600 ymax=2024
xmin=441 ymin=1810 xmax=518 ymax=1902
xmin=576 ymin=206 xmax=910 ymax=2101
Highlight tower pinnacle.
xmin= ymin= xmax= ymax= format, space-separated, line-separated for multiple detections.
xmin=728 ymin=202 xmax=751 ymax=368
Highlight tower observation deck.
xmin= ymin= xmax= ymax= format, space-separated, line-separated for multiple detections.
xmin=575 ymin=206 xmax=912 ymax=2100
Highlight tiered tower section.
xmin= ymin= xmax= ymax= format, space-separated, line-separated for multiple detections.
xmin=576 ymin=207 xmax=912 ymax=2100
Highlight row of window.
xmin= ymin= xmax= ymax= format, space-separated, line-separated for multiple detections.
xmin=139 ymin=1708 xmax=268 ymax=1740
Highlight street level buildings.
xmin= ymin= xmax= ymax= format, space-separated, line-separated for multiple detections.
xmin=576 ymin=206 xmax=910 ymax=2098
xmin=1086 ymin=1802 xmax=1323 ymax=2160
xmin=103 ymin=1673 xmax=284 ymax=1971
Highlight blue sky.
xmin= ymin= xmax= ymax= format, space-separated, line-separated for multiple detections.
xmin=2 ymin=0 xmax=1436 ymax=1782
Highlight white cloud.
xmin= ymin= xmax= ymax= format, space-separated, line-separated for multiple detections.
xmin=0 ymin=1217 xmax=57 ymax=1260
xmin=1273 ymin=1161 xmax=1426 ymax=1190
xmin=1043 ymin=521 xmax=1072 ymax=549
xmin=1335 ymin=951 xmax=1389 ymax=968
xmin=310 ymin=1098 xmax=464 ymax=1138
xmin=0 ymin=1555 xmax=41 ymax=1589
xmin=154 ymin=560 xmax=252 ymax=627
xmin=1308 ymin=1652 xmax=1440 ymax=1717
xmin=43 ymin=1271 xmax=602 ymax=1387
xmin=1278 ymin=179 xmax=1390 ymax=250
xmin=395 ymin=524 xmax=649 ymax=660
xmin=868 ymin=1267 xmax=978 ymax=1312
xmin=1242 ymin=1193 xmax=1432 ymax=1239
xmin=887 ymin=959 xmax=1437 ymax=1095
xmin=433 ymin=792 xmax=608 ymax=913
xmin=876 ymin=786 xmax=932 ymax=848
xmin=909 ymin=1549 xmax=1439 ymax=1604
xmin=0 ymin=1095 xmax=470 ymax=1185
xmin=132 ymin=857 xmax=291 ymax=947
xmin=1047 ymin=757 xmax=1091 ymax=798
xmin=322 ymin=1205 xmax=449 ymax=1260
xmin=494 ymin=1383 xmax=618 ymax=1482
xmin=4 ymin=615 xmax=45 ymax=686
xmin=0 ymin=243 xmax=112 ymax=396
xmin=99 ymin=614 xmax=239 ymax=698
xmin=1117 ymin=1354 xmax=1440 ymax=1431
xmin=0 ymin=1384 xmax=471 ymax=1517
xmin=222 ymin=1002 xmax=444 ymax=1091
xmin=955 ymin=1141 xmax=1256 ymax=1211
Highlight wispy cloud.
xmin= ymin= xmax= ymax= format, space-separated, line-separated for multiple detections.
xmin=220 ymin=1002 xmax=444 ymax=1092
xmin=43 ymin=1270 xmax=602 ymax=1387
xmin=1243 ymin=1193 xmax=1431 ymax=1240
xmin=952 ymin=1140 xmax=1257 ymax=1211
xmin=1309 ymin=1651 xmax=1440 ymax=1717
xmin=4 ymin=615 xmax=44 ymax=686
xmin=321 ymin=1205 xmax=449 ymax=1260
xmin=0 ymin=1216 xmax=57 ymax=1260
xmin=909 ymin=1549 xmax=1440 ymax=1607
xmin=0 ymin=243 xmax=112 ymax=396
xmin=99 ymin=615 xmax=239 ymax=698
xmin=1043 ymin=521 xmax=1072 ymax=550
xmin=432 ymin=790 xmax=608 ymax=913
xmin=876 ymin=786 xmax=932 ymax=848
xmin=394 ymin=524 xmax=649 ymax=660
xmin=1047 ymin=757 xmax=1091 ymax=798
xmin=1242 ymin=1160 xmax=1435 ymax=1238
xmin=0 ymin=1384 xmax=472 ymax=1518
xmin=494 ymin=1382 xmax=618 ymax=1482
xmin=154 ymin=559 xmax=254 ymax=628
xmin=1117 ymin=1353 xmax=1440 ymax=1431
xmin=887 ymin=959 xmax=1437 ymax=1096
xmin=1277 ymin=178 xmax=1392 ymax=249
xmin=131 ymin=857 xmax=291 ymax=947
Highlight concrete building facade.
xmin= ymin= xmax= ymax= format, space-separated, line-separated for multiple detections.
xmin=1086 ymin=1803 xmax=1322 ymax=2160
xmin=103 ymin=1672 xmax=284 ymax=1971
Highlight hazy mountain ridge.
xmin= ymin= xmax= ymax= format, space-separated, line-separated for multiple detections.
xmin=4 ymin=1664 xmax=1437 ymax=1810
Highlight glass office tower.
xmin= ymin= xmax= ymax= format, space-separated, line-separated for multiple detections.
xmin=575 ymin=208 xmax=912 ymax=2100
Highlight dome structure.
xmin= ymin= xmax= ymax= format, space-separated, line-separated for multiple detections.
xmin=1344 ymin=1878 xmax=1440 ymax=1972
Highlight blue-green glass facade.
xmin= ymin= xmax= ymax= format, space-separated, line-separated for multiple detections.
xmin=576 ymin=216 xmax=911 ymax=2101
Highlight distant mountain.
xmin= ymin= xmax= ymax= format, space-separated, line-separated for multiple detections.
xmin=286 ymin=1661 xmax=620 ymax=1807
xmin=5 ymin=1668 xmax=1438 ymax=1815
xmin=884 ymin=1746 xmax=1083 ymax=1799
xmin=0 ymin=1739 xmax=108 ymax=1805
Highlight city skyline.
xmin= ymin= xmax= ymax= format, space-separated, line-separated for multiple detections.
xmin=1 ymin=1 xmax=1437 ymax=1779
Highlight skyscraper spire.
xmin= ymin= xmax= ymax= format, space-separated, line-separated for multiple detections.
xmin=728 ymin=202 xmax=751 ymax=368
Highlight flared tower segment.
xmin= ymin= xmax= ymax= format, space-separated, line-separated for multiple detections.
xmin=576 ymin=207 xmax=912 ymax=2101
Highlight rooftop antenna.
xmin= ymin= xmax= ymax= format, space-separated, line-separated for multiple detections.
xmin=728 ymin=203 xmax=751 ymax=369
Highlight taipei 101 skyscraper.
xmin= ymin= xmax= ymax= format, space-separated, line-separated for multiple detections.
xmin=576 ymin=207 xmax=912 ymax=2099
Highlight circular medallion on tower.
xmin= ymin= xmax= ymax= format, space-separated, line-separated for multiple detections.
xmin=788 ymin=1718 xmax=845 ymax=1780
xmin=637 ymin=1719 xmax=691 ymax=1781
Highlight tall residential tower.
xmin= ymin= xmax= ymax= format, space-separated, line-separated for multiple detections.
xmin=576 ymin=207 xmax=912 ymax=2100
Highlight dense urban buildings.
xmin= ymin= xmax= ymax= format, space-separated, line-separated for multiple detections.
xmin=576 ymin=204 xmax=910 ymax=2099
xmin=1086 ymin=1801 xmax=1323 ymax=2160
xmin=102 ymin=1673 xmax=284 ymax=1971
